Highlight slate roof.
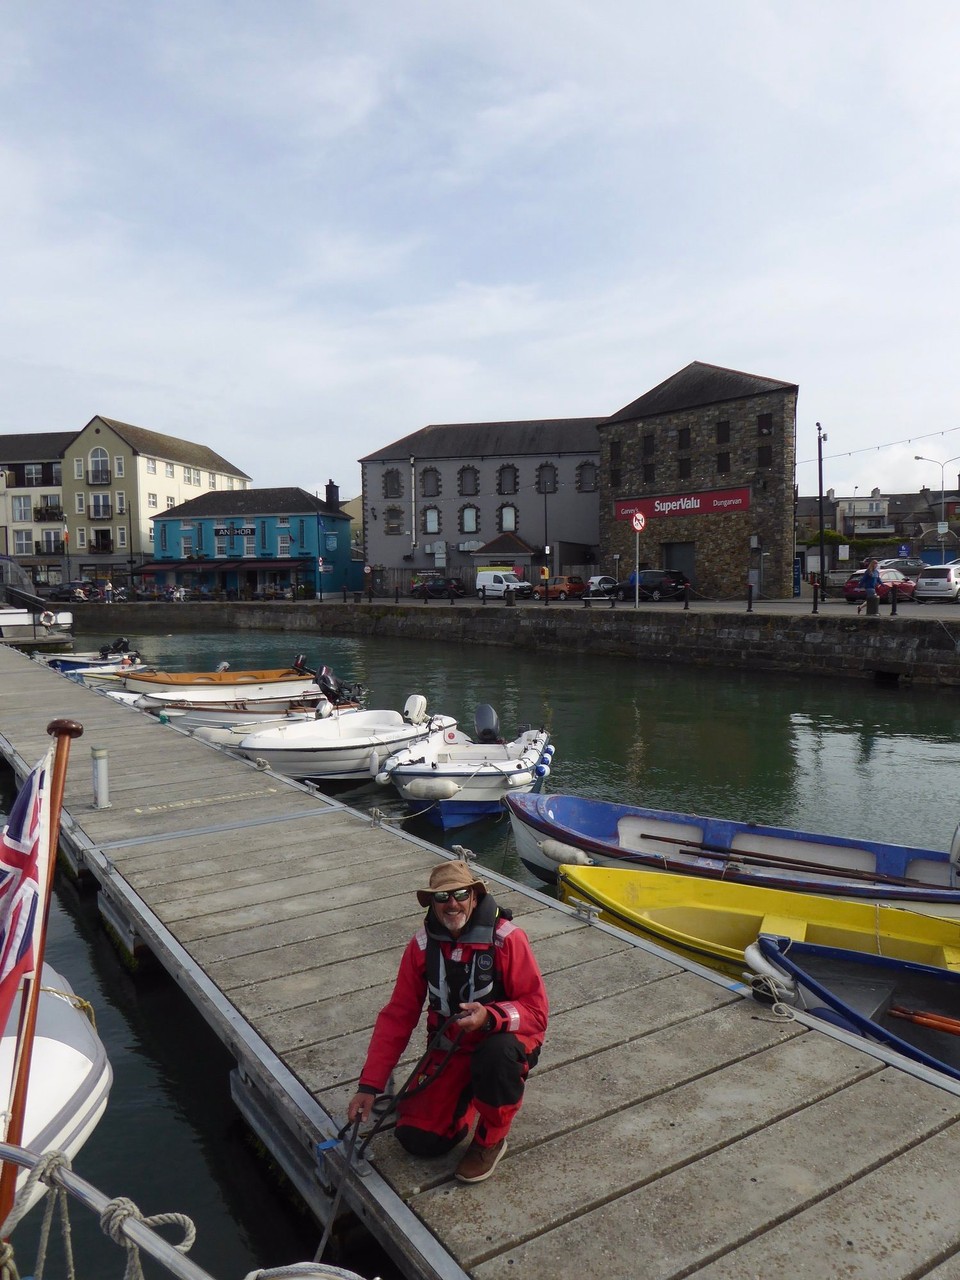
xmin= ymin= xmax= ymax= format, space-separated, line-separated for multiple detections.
xmin=89 ymin=416 xmax=251 ymax=479
xmin=360 ymin=418 xmax=603 ymax=463
xmin=159 ymin=487 xmax=348 ymax=521
xmin=474 ymin=532 xmax=537 ymax=557
xmin=605 ymin=362 xmax=798 ymax=424
xmin=0 ymin=431 xmax=79 ymax=463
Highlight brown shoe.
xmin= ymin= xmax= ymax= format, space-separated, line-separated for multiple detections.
xmin=454 ymin=1138 xmax=508 ymax=1183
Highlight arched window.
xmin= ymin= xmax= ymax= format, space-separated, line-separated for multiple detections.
xmin=423 ymin=506 xmax=441 ymax=535
xmin=383 ymin=469 xmax=403 ymax=499
xmin=497 ymin=465 xmax=519 ymax=495
xmin=89 ymin=446 xmax=110 ymax=484
xmin=460 ymin=505 xmax=479 ymax=535
xmin=536 ymin=463 xmax=557 ymax=495
xmin=421 ymin=467 xmax=440 ymax=498
xmin=576 ymin=461 xmax=597 ymax=492
xmin=458 ymin=466 xmax=479 ymax=497
xmin=498 ymin=504 xmax=517 ymax=533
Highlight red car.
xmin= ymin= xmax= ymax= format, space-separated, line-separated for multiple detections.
xmin=843 ymin=568 xmax=915 ymax=604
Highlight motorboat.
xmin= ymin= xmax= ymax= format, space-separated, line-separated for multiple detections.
xmin=3 ymin=963 xmax=113 ymax=1213
xmin=133 ymin=664 xmax=364 ymax=727
xmin=119 ymin=653 xmax=322 ymax=705
xmin=375 ymin=704 xmax=554 ymax=829
xmin=235 ymin=694 xmax=458 ymax=782
xmin=557 ymin=863 xmax=960 ymax=978
xmin=187 ymin=707 xmax=333 ymax=746
xmin=37 ymin=637 xmax=148 ymax=681
xmin=505 ymin=792 xmax=960 ymax=914
xmin=0 ymin=603 xmax=72 ymax=641
xmin=746 ymin=934 xmax=960 ymax=1085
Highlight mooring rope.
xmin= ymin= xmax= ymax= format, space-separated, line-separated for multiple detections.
xmin=0 ymin=1151 xmax=76 ymax=1280
xmin=99 ymin=1196 xmax=197 ymax=1280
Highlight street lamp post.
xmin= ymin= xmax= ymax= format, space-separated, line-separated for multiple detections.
xmin=816 ymin=422 xmax=827 ymax=592
xmin=914 ymin=454 xmax=960 ymax=564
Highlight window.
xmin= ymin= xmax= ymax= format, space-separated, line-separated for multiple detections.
xmin=193 ymin=468 xmax=201 ymax=485
xmin=678 ymin=458 xmax=692 ymax=480
xmin=90 ymin=447 xmax=109 ymax=482
xmin=115 ymin=491 xmax=126 ymax=514
xmin=75 ymin=493 xmax=85 ymax=514
xmin=243 ymin=535 xmax=255 ymax=556
xmin=716 ymin=452 xmax=731 ymax=475
xmin=497 ymin=465 xmax=519 ymax=496
xmin=757 ymin=445 xmax=773 ymax=468
xmin=642 ymin=434 xmax=655 ymax=457
xmin=74 ymin=459 xmax=83 ymax=480
xmin=458 ymin=467 xmax=479 ymax=496
xmin=421 ymin=468 xmax=440 ymax=498
xmin=165 ymin=462 xmax=175 ymax=478
xmin=498 ymin=504 xmax=517 ymax=533
xmin=577 ymin=462 xmax=598 ymax=492
xmin=643 ymin=464 xmax=656 ymax=485
xmin=40 ymin=493 xmax=59 ymax=513
xmin=114 ymin=456 xmax=124 ymax=478
xmin=13 ymin=530 xmax=31 ymax=555
xmin=148 ymin=527 xmax=154 ymax=544
xmin=166 ymin=496 xmax=176 ymax=508
xmin=383 ymin=469 xmax=402 ymax=499
xmin=51 ymin=462 xmax=61 ymax=485
xmin=24 ymin=464 xmax=41 ymax=485
xmin=716 ymin=420 xmax=730 ymax=445
xmin=678 ymin=427 xmax=691 ymax=451
xmin=76 ymin=528 xmax=86 ymax=548
xmin=208 ymin=473 xmax=216 ymax=488
xmin=11 ymin=496 xmax=30 ymax=521
xmin=227 ymin=476 xmax=235 ymax=490
xmin=148 ymin=493 xmax=158 ymax=508
xmin=609 ymin=441 xmax=622 ymax=465
xmin=181 ymin=533 xmax=194 ymax=558
xmin=90 ymin=493 xmax=111 ymax=518
xmin=117 ymin=526 xmax=127 ymax=549
xmin=146 ymin=458 xmax=157 ymax=474
xmin=610 ymin=468 xmax=621 ymax=489
xmin=460 ymin=505 xmax=479 ymax=534
xmin=537 ymin=463 xmax=557 ymax=495
xmin=159 ymin=525 xmax=167 ymax=552
xmin=278 ymin=534 xmax=291 ymax=557
xmin=215 ymin=536 xmax=227 ymax=557
xmin=183 ymin=466 xmax=192 ymax=483
xmin=384 ymin=506 xmax=404 ymax=534
xmin=757 ymin=413 xmax=773 ymax=437
xmin=277 ymin=514 xmax=290 ymax=526
xmin=423 ymin=507 xmax=440 ymax=535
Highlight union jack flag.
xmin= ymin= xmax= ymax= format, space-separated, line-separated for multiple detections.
xmin=0 ymin=752 xmax=51 ymax=1032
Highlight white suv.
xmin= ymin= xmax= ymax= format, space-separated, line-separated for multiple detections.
xmin=914 ymin=564 xmax=960 ymax=603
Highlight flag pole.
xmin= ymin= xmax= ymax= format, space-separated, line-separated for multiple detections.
xmin=0 ymin=718 xmax=83 ymax=1225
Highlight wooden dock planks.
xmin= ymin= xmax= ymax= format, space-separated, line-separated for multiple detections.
xmin=4 ymin=644 xmax=960 ymax=1279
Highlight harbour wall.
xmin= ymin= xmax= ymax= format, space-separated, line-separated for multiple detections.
xmin=71 ymin=600 xmax=960 ymax=687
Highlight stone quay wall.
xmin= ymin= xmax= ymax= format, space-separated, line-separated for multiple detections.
xmin=72 ymin=600 xmax=960 ymax=687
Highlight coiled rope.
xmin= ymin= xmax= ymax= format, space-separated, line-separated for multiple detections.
xmin=99 ymin=1196 xmax=196 ymax=1280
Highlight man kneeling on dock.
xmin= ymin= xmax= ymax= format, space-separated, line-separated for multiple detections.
xmin=346 ymin=860 xmax=548 ymax=1183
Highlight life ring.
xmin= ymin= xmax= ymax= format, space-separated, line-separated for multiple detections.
xmin=40 ymin=611 xmax=56 ymax=627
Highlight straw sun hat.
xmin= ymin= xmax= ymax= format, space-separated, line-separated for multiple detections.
xmin=416 ymin=860 xmax=487 ymax=907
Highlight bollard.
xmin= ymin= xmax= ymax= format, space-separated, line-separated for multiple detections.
xmin=610 ymin=592 xmax=616 ymax=608
xmin=367 ymin=587 xmax=373 ymax=603
xmin=342 ymin=585 xmax=348 ymax=603
xmin=505 ymin=588 xmax=515 ymax=607
xmin=480 ymin=586 xmax=486 ymax=605
xmin=395 ymin=587 xmax=399 ymax=604
xmin=448 ymin=590 xmax=456 ymax=605
xmin=683 ymin=584 xmax=690 ymax=612
xmin=92 ymin=746 xmax=111 ymax=810
xmin=890 ymin=586 xmax=898 ymax=616
xmin=746 ymin=583 xmax=754 ymax=613
xmin=866 ymin=594 xmax=879 ymax=617
xmin=812 ymin=583 xmax=819 ymax=615
xmin=354 ymin=590 xmax=362 ymax=603
xmin=423 ymin=590 xmax=429 ymax=603
xmin=582 ymin=592 xmax=591 ymax=608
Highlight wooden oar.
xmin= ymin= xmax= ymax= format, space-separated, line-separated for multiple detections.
xmin=620 ymin=828 xmax=939 ymax=890
xmin=889 ymin=1006 xmax=960 ymax=1036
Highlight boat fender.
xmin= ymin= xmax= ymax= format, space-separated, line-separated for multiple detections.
xmin=743 ymin=942 xmax=795 ymax=1001
xmin=542 ymin=743 xmax=555 ymax=757
xmin=405 ymin=778 xmax=461 ymax=800
xmin=507 ymin=771 xmax=534 ymax=788
xmin=950 ymin=823 xmax=960 ymax=869
xmin=535 ymin=763 xmax=550 ymax=779
xmin=539 ymin=837 xmax=592 ymax=866
xmin=368 ymin=749 xmax=381 ymax=776
xmin=254 ymin=758 xmax=271 ymax=771
xmin=40 ymin=611 xmax=56 ymax=627
xmin=375 ymin=770 xmax=392 ymax=786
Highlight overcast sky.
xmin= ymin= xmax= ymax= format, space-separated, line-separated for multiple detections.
xmin=4 ymin=2 xmax=960 ymax=502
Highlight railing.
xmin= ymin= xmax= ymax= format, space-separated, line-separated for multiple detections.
xmin=87 ymin=504 xmax=113 ymax=520
xmin=33 ymin=505 xmax=64 ymax=522
xmin=34 ymin=540 xmax=65 ymax=555
xmin=88 ymin=541 xmax=115 ymax=554
xmin=86 ymin=469 xmax=112 ymax=485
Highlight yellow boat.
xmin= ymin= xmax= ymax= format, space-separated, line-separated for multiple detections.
xmin=557 ymin=863 xmax=960 ymax=976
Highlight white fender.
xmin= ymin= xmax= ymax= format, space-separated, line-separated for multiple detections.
xmin=404 ymin=778 xmax=461 ymax=800
xmin=368 ymin=749 xmax=380 ymax=776
xmin=507 ymin=771 xmax=534 ymax=788
xmin=539 ymin=837 xmax=592 ymax=866
xmin=375 ymin=771 xmax=392 ymax=786
xmin=743 ymin=942 xmax=795 ymax=997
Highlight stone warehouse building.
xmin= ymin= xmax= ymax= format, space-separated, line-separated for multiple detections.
xmin=599 ymin=362 xmax=798 ymax=598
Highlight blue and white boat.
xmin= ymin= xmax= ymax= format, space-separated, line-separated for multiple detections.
xmin=504 ymin=791 xmax=960 ymax=913
xmin=376 ymin=705 xmax=553 ymax=829
xmin=746 ymin=934 xmax=960 ymax=1084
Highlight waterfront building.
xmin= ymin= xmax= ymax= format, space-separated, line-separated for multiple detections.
xmin=0 ymin=432 xmax=75 ymax=586
xmin=149 ymin=481 xmax=353 ymax=598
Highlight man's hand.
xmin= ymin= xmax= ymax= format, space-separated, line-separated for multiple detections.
xmin=456 ymin=1001 xmax=490 ymax=1033
xmin=347 ymin=1091 xmax=376 ymax=1124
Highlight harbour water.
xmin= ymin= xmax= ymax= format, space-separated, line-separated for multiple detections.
xmin=7 ymin=627 xmax=960 ymax=1277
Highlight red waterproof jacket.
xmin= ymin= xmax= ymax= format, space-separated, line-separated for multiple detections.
xmin=358 ymin=903 xmax=548 ymax=1095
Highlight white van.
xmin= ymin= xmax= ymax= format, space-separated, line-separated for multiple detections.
xmin=475 ymin=570 xmax=533 ymax=599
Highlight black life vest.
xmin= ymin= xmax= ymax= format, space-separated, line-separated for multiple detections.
xmin=424 ymin=894 xmax=510 ymax=1017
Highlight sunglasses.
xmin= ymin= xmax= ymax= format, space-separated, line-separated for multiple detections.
xmin=431 ymin=888 xmax=473 ymax=903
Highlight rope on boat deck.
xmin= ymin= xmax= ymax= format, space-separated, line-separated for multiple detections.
xmin=745 ymin=971 xmax=800 ymax=1022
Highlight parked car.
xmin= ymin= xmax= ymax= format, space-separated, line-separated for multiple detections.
xmin=410 ymin=577 xmax=467 ymax=599
xmin=914 ymin=564 xmax=960 ymax=603
xmin=584 ymin=575 xmax=618 ymax=598
xmin=843 ymin=568 xmax=916 ymax=603
xmin=875 ymin=558 xmax=927 ymax=578
xmin=533 ymin=575 xmax=587 ymax=601
xmin=47 ymin=580 xmax=101 ymax=602
xmin=616 ymin=570 xmax=690 ymax=602
xmin=475 ymin=570 xmax=534 ymax=599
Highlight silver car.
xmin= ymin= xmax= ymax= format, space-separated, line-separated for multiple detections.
xmin=914 ymin=564 xmax=960 ymax=602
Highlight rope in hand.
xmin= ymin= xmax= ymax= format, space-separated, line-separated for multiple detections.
xmin=99 ymin=1196 xmax=196 ymax=1280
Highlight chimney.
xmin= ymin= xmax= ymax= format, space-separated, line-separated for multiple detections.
xmin=325 ymin=478 xmax=340 ymax=508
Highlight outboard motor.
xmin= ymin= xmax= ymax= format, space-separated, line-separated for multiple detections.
xmin=110 ymin=637 xmax=130 ymax=654
xmin=318 ymin=666 xmax=342 ymax=701
xmin=475 ymin=704 xmax=500 ymax=744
